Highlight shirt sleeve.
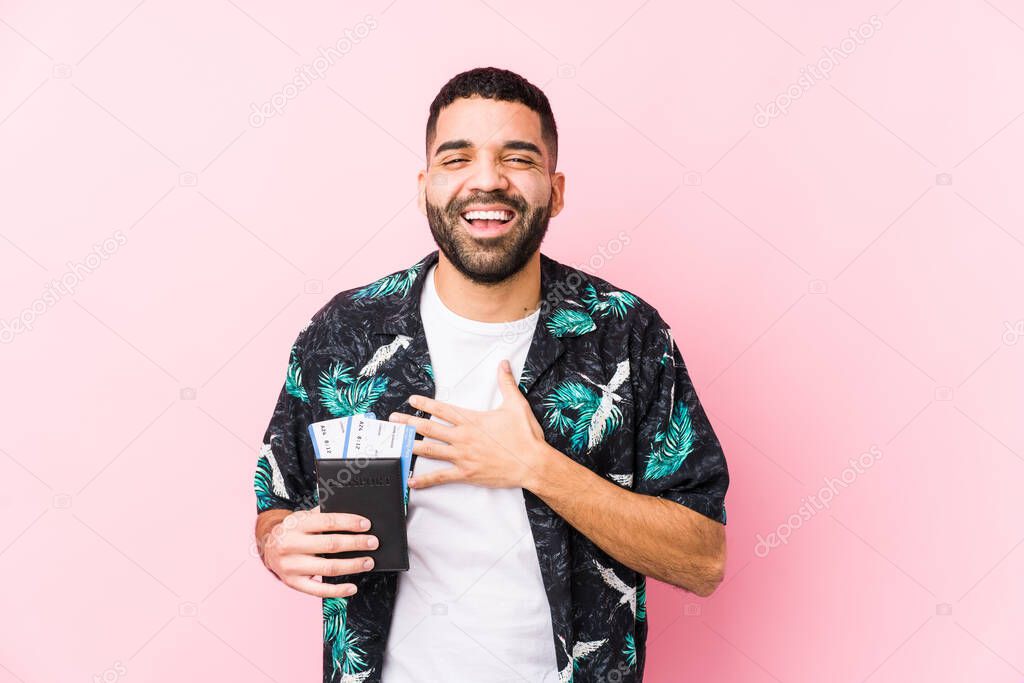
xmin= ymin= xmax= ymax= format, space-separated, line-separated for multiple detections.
xmin=253 ymin=329 xmax=319 ymax=514
xmin=632 ymin=314 xmax=729 ymax=525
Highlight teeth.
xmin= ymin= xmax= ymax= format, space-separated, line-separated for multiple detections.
xmin=462 ymin=210 xmax=513 ymax=222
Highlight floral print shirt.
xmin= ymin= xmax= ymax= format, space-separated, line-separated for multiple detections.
xmin=254 ymin=248 xmax=729 ymax=682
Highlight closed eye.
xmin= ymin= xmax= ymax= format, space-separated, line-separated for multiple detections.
xmin=443 ymin=158 xmax=532 ymax=166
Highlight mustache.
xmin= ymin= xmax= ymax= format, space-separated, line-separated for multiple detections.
xmin=449 ymin=194 xmax=528 ymax=215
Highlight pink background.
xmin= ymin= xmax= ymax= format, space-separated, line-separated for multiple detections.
xmin=2 ymin=1 xmax=1023 ymax=681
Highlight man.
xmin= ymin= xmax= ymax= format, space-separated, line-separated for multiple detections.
xmin=254 ymin=66 xmax=729 ymax=683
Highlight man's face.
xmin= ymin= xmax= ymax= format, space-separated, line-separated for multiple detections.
xmin=418 ymin=95 xmax=565 ymax=285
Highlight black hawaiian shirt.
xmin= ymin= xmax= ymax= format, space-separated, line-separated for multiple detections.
xmin=254 ymin=248 xmax=729 ymax=683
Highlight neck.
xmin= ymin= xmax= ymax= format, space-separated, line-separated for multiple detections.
xmin=433 ymin=251 xmax=541 ymax=322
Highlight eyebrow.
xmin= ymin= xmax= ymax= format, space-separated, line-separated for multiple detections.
xmin=433 ymin=139 xmax=543 ymax=158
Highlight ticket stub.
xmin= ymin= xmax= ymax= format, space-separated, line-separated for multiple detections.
xmin=308 ymin=413 xmax=415 ymax=496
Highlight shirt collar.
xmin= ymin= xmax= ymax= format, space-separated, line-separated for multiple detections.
xmin=369 ymin=248 xmax=596 ymax=395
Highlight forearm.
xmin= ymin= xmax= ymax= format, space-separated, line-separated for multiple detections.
xmin=525 ymin=443 xmax=726 ymax=596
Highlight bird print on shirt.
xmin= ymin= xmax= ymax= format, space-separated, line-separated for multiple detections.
xmin=542 ymin=359 xmax=630 ymax=454
xmin=557 ymin=636 xmax=607 ymax=683
xmin=660 ymin=327 xmax=674 ymax=366
xmin=254 ymin=439 xmax=289 ymax=512
xmin=578 ymin=360 xmax=630 ymax=452
xmin=592 ymin=559 xmax=646 ymax=621
xmin=608 ymin=472 xmax=633 ymax=488
xmin=358 ymin=335 xmax=411 ymax=377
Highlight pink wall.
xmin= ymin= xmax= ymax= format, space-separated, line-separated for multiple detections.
xmin=2 ymin=1 xmax=1022 ymax=681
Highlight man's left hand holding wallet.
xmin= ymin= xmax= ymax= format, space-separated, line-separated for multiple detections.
xmin=308 ymin=413 xmax=414 ymax=574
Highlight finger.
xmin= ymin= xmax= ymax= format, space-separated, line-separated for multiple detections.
xmin=287 ymin=575 xmax=357 ymax=598
xmin=496 ymin=359 xmax=524 ymax=403
xmin=300 ymin=510 xmax=372 ymax=533
xmin=389 ymin=413 xmax=457 ymax=444
xmin=284 ymin=554 xmax=376 ymax=577
xmin=285 ymin=532 xmax=379 ymax=555
xmin=411 ymin=438 xmax=457 ymax=461
xmin=408 ymin=394 xmax=473 ymax=425
xmin=409 ymin=467 xmax=463 ymax=489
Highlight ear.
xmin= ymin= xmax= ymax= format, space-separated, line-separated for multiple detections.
xmin=548 ymin=171 xmax=566 ymax=219
xmin=416 ymin=169 xmax=428 ymax=217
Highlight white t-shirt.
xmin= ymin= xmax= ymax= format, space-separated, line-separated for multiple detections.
xmin=381 ymin=264 xmax=559 ymax=683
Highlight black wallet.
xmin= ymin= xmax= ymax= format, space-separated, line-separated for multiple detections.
xmin=314 ymin=457 xmax=409 ymax=572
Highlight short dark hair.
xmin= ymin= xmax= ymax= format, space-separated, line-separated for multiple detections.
xmin=425 ymin=67 xmax=558 ymax=172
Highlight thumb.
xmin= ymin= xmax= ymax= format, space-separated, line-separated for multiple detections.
xmin=497 ymin=359 xmax=521 ymax=400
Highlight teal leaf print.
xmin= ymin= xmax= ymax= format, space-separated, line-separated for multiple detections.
xmin=285 ymin=352 xmax=309 ymax=403
xmin=517 ymin=366 xmax=533 ymax=394
xmin=318 ymin=362 xmax=388 ymax=417
xmin=543 ymin=360 xmax=629 ymax=454
xmin=542 ymin=380 xmax=602 ymax=454
xmin=622 ymin=632 xmax=636 ymax=668
xmin=643 ymin=398 xmax=696 ymax=480
xmin=636 ymin=579 xmax=646 ymax=621
xmin=546 ymin=308 xmax=596 ymax=338
xmin=253 ymin=454 xmax=275 ymax=512
xmin=254 ymin=442 xmax=288 ymax=512
xmin=352 ymin=262 xmax=422 ymax=299
xmin=323 ymin=597 xmax=370 ymax=678
xmin=542 ymin=380 xmax=595 ymax=433
xmin=581 ymin=283 xmax=639 ymax=319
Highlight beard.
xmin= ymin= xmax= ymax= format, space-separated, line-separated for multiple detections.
xmin=425 ymin=190 xmax=551 ymax=285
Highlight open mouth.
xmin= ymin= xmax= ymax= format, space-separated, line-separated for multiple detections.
xmin=460 ymin=208 xmax=516 ymax=232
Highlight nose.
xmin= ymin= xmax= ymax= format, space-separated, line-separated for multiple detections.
xmin=465 ymin=154 xmax=509 ymax=194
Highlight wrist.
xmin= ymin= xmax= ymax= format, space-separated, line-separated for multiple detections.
xmin=522 ymin=440 xmax=560 ymax=495
xmin=255 ymin=509 xmax=290 ymax=579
